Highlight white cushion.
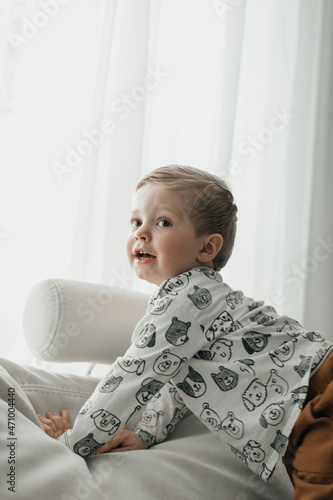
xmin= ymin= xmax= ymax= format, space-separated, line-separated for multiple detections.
xmin=23 ymin=279 xmax=148 ymax=363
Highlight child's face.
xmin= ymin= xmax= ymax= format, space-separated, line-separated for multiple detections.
xmin=127 ymin=184 xmax=209 ymax=286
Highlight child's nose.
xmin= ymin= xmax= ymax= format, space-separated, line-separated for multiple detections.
xmin=134 ymin=225 xmax=150 ymax=241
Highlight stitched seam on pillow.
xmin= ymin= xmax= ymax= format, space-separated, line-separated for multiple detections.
xmin=23 ymin=389 xmax=92 ymax=398
xmin=21 ymin=386 xmax=93 ymax=397
xmin=54 ymin=278 xmax=68 ymax=343
xmin=41 ymin=279 xmax=65 ymax=359
xmin=36 ymin=279 xmax=61 ymax=357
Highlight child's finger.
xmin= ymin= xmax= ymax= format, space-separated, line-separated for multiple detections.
xmin=39 ymin=415 xmax=57 ymax=431
xmin=96 ymin=433 xmax=125 ymax=455
xmin=38 ymin=419 xmax=55 ymax=437
xmin=60 ymin=409 xmax=71 ymax=428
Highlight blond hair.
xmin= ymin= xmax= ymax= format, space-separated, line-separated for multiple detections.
xmin=136 ymin=165 xmax=238 ymax=271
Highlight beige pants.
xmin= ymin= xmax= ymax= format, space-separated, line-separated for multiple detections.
xmin=285 ymin=354 xmax=333 ymax=500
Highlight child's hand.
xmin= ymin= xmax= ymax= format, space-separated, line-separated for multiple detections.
xmin=96 ymin=428 xmax=149 ymax=455
xmin=37 ymin=409 xmax=71 ymax=440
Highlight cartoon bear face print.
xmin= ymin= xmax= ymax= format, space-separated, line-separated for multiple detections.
xmin=269 ymin=339 xmax=297 ymax=368
xmin=176 ymin=366 xmax=207 ymax=398
xmin=243 ymin=440 xmax=266 ymax=463
xmin=260 ymin=402 xmax=285 ymax=428
xmin=221 ymin=411 xmax=244 ymax=439
xmin=200 ymin=403 xmax=222 ymax=432
xmin=276 ymin=320 xmax=301 ymax=338
xmin=205 ymin=311 xmax=242 ymax=342
xmin=141 ymin=408 xmax=163 ymax=428
xmin=165 ymin=317 xmax=191 ymax=346
xmin=98 ymin=373 xmax=123 ymax=393
xmin=73 ymin=433 xmax=105 ymax=458
xmin=242 ymin=378 xmax=267 ymax=411
xmin=242 ymin=331 xmax=271 ymax=354
xmin=294 ymin=355 xmax=312 ymax=377
xmin=266 ymin=369 xmax=289 ymax=398
xmin=153 ymin=350 xmax=187 ymax=377
xmin=226 ymin=291 xmax=244 ymax=310
xmin=250 ymin=311 xmax=277 ymax=327
xmin=162 ymin=274 xmax=191 ymax=296
xmin=135 ymin=324 xmax=156 ymax=348
xmin=91 ymin=409 xmax=121 ymax=436
xmin=211 ymin=366 xmax=239 ymax=392
xmin=118 ymin=355 xmax=146 ymax=376
xmin=136 ymin=378 xmax=164 ymax=405
xmin=210 ymin=338 xmax=233 ymax=361
xmin=187 ymin=285 xmax=212 ymax=310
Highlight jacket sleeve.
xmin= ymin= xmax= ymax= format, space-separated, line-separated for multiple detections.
xmin=58 ymin=295 xmax=205 ymax=458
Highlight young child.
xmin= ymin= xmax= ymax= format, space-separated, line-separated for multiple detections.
xmin=39 ymin=165 xmax=333 ymax=499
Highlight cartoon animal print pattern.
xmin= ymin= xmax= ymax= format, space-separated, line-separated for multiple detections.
xmin=165 ymin=317 xmax=191 ymax=346
xmin=136 ymin=378 xmax=164 ymax=405
xmin=187 ymin=285 xmax=212 ymax=309
xmin=200 ymin=403 xmax=222 ymax=432
xmin=91 ymin=409 xmax=121 ymax=436
xmin=118 ymin=355 xmax=146 ymax=376
xmin=242 ymin=378 xmax=267 ymax=411
xmin=242 ymin=331 xmax=271 ymax=354
xmin=211 ymin=366 xmax=239 ymax=392
xmin=226 ymin=291 xmax=243 ymax=310
xmin=162 ymin=273 xmax=191 ymax=296
xmin=243 ymin=440 xmax=266 ymax=463
xmin=260 ymin=401 xmax=285 ymax=428
xmin=135 ymin=324 xmax=156 ymax=348
xmin=176 ymin=366 xmax=207 ymax=398
xmin=140 ymin=408 xmax=164 ymax=428
xmin=73 ymin=433 xmax=105 ymax=458
xmin=221 ymin=411 xmax=244 ymax=439
xmin=204 ymin=311 xmax=242 ymax=341
xmin=98 ymin=373 xmax=123 ymax=393
xmin=294 ymin=355 xmax=312 ymax=377
xmin=64 ymin=266 xmax=332 ymax=481
xmin=153 ymin=350 xmax=187 ymax=377
xmin=269 ymin=339 xmax=297 ymax=367
xmin=150 ymin=297 xmax=172 ymax=315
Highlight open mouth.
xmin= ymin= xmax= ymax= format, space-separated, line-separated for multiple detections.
xmin=135 ymin=251 xmax=156 ymax=261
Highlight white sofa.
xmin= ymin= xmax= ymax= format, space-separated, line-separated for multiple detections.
xmin=18 ymin=278 xmax=294 ymax=499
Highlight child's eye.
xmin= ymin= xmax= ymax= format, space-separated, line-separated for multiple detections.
xmin=131 ymin=219 xmax=142 ymax=228
xmin=157 ymin=219 xmax=172 ymax=228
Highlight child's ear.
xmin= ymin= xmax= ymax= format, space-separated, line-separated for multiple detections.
xmin=197 ymin=234 xmax=223 ymax=264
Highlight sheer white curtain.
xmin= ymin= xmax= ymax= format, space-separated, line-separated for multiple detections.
xmin=1 ymin=0 xmax=332 ymax=369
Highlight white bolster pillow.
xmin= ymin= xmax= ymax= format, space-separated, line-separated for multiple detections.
xmin=23 ymin=279 xmax=149 ymax=364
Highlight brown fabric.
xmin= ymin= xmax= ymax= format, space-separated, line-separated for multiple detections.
xmin=284 ymin=354 xmax=333 ymax=500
